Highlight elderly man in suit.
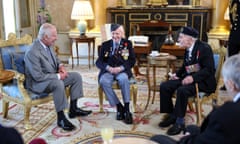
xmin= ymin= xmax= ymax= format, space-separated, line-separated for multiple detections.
xmin=158 ymin=26 xmax=216 ymax=135
xmin=96 ymin=24 xmax=136 ymax=124
xmin=151 ymin=54 xmax=240 ymax=144
xmin=24 ymin=23 xmax=92 ymax=131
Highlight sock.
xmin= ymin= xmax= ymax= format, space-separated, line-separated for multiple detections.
xmin=176 ymin=117 xmax=185 ymax=125
xmin=70 ymin=99 xmax=78 ymax=110
xmin=57 ymin=111 xmax=66 ymax=121
xmin=124 ymin=102 xmax=130 ymax=112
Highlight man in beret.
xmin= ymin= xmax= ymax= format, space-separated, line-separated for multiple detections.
xmin=96 ymin=24 xmax=136 ymax=124
xmin=151 ymin=54 xmax=240 ymax=144
xmin=157 ymin=26 xmax=216 ymax=135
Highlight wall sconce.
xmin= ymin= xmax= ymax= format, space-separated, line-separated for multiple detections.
xmin=71 ymin=0 xmax=94 ymax=36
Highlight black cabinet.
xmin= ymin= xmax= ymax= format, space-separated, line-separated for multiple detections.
xmin=107 ymin=6 xmax=211 ymax=42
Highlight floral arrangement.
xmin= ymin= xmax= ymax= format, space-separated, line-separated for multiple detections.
xmin=37 ymin=0 xmax=51 ymax=29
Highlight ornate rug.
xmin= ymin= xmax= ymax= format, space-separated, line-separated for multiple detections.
xmin=0 ymin=97 xmax=208 ymax=144
xmin=71 ymin=130 xmax=154 ymax=144
xmin=0 ymin=65 xmax=215 ymax=144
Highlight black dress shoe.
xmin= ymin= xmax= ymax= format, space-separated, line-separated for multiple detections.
xmin=220 ymin=85 xmax=226 ymax=91
xmin=68 ymin=108 xmax=92 ymax=118
xmin=116 ymin=111 xmax=124 ymax=120
xmin=124 ymin=111 xmax=133 ymax=124
xmin=167 ymin=123 xmax=185 ymax=135
xmin=57 ymin=118 xmax=76 ymax=131
xmin=158 ymin=115 xmax=176 ymax=128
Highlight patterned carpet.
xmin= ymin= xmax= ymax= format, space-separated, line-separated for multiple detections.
xmin=0 ymin=65 xmax=225 ymax=144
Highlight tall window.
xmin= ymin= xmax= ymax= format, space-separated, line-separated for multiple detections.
xmin=2 ymin=0 xmax=16 ymax=39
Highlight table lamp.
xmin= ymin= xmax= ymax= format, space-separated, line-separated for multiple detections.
xmin=71 ymin=0 xmax=94 ymax=36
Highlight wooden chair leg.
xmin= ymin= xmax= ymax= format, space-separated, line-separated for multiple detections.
xmin=98 ymin=86 xmax=104 ymax=113
xmin=131 ymin=85 xmax=138 ymax=113
xmin=151 ymin=90 xmax=156 ymax=104
xmin=195 ymin=101 xmax=202 ymax=126
xmin=145 ymin=89 xmax=151 ymax=110
xmin=24 ymin=106 xmax=32 ymax=130
xmin=188 ymin=102 xmax=195 ymax=112
xmin=2 ymin=99 xmax=9 ymax=118
xmin=195 ymin=83 xmax=202 ymax=126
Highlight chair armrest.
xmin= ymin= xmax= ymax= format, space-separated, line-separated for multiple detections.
xmin=8 ymin=70 xmax=32 ymax=102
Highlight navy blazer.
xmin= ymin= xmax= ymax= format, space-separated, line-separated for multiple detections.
xmin=184 ymin=100 xmax=240 ymax=144
xmin=0 ymin=125 xmax=24 ymax=144
xmin=96 ymin=38 xmax=136 ymax=79
xmin=176 ymin=40 xmax=216 ymax=93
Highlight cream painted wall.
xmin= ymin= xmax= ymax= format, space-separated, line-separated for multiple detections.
xmin=42 ymin=0 xmax=118 ymax=33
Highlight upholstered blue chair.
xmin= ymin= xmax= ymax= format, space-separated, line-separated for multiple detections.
xmin=0 ymin=33 xmax=69 ymax=129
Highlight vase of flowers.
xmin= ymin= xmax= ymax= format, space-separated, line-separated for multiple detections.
xmin=37 ymin=0 xmax=51 ymax=30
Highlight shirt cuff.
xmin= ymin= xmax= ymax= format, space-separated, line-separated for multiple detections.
xmin=106 ymin=65 xmax=110 ymax=71
xmin=57 ymin=73 xmax=60 ymax=79
xmin=120 ymin=66 xmax=125 ymax=71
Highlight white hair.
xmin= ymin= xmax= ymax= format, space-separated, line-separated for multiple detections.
xmin=222 ymin=54 xmax=240 ymax=89
xmin=37 ymin=23 xmax=56 ymax=40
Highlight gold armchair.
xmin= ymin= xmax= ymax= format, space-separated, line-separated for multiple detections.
xmin=97 ymin=45 xmax=138 ymax=113
xmin=0 ymin=33 xmax=69 ymax=129
xmin=98 ymin=79 xmax=138 ymax=113
xmin=188 ymin=46 xmax=226 ymax=125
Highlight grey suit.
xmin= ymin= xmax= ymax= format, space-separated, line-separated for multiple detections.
xmin=24 ymin=39 xmax=83 ymax=112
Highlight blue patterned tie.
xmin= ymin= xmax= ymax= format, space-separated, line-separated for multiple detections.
xmin=47 ymin=47 xmax=55 ymax=66
xmin=114 ymin=42 xmax=119 ymax=56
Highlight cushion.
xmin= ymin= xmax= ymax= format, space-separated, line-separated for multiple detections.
xmin=11 ymin=52 xmax=25 ymax=74
xmin=3 ymin=82 xmax=50 ymax=100
xmin=1 ymin=46 xmax=15 ymax=69
xmin=0 ymin=44 xmax=29 ymax=70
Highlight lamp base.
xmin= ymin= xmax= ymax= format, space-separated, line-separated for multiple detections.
xmin=77 ymin=20 xmax=87 ymax=36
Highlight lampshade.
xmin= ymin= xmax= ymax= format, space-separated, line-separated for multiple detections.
xmin=71 ymin=0 xmax=94 ymax=36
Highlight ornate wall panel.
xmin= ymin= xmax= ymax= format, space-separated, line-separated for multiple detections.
xmin=107 ymin=6 xmax=211 ymax=41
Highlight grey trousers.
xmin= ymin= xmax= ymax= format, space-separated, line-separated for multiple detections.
xmin=99 ymin=72 xmax=130 ymax=106
xmin=47 ymin=72 xmax=83 ymax=112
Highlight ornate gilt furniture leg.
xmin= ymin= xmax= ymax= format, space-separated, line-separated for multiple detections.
xmin=98 ymin=85 xmax=104 ymax=113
